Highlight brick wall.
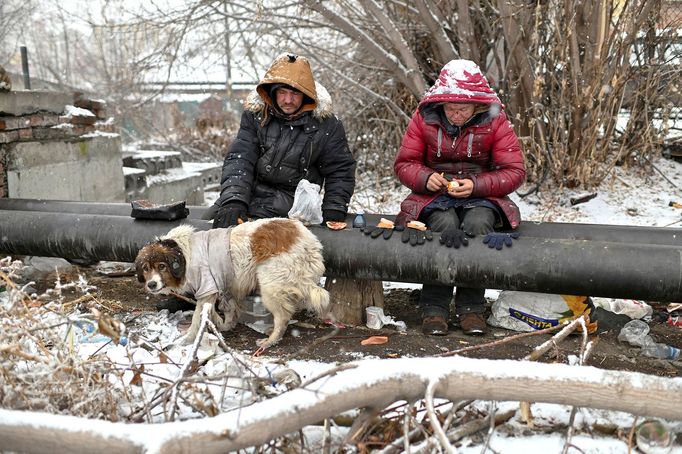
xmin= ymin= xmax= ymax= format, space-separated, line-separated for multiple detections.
xmin=0 ymin=95 xmax=116 ymax=146
xmin=0 ymin=144 xmax=6 ymax=198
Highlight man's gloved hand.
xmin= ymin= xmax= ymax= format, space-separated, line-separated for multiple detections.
xmin=323 ymin=209 xmax=345 ymax=223
xmin=439 ymin=226 xmax=473 ymax=248
xmin=213 ymin=202 xmax=248 ymax=228
xmin=363 ymin=225 xmax=404 ymax=240
xmin=482 ymin=232 xmax=520 ymax=250
xmin=401 ymin=227 xmax=433 ymax=246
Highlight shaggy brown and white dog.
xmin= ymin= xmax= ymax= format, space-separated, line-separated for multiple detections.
xmin=135 ymin=218 xmax=330 ymax=350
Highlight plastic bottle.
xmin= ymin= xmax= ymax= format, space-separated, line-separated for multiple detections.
xmin=352 ymin=211 xmax=366 ymax=229
xmin=641 ymin=343 xmax=681 ymax=360
xmin=618 ymin=320 xmax=680 ymax=360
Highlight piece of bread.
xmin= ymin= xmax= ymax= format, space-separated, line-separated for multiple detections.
xmin=326 ymin=221 xmax=347 ymax=230
xmin=406 ymin=220 xmax=427 ymax=231
xmin=377 ymin=218 xmax=395 ymax=229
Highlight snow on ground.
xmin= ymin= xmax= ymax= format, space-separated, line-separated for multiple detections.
xmin=2 ymin=157 xmax=682 ymax=452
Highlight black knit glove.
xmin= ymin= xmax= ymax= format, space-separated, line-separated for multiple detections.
xmin=482 ymin=232 xmax=520 ymax=250
xmin=439 ymin=227 xmax=473 ymax=248
xmin=401 ymin=227 xmax=434 ymax=246
xmin=363 ymin=225 xmax=404 ymax=240
xmin=213 ymin=202 xmax=248 ymax=228
xmin=323 ymin=209 xmax=345 ymax=223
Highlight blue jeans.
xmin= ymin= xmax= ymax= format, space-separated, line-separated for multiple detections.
xmin=419 ymin=206 xmax=496 ymax=318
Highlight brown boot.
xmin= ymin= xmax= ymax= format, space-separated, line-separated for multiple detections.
xmin=422 ymin=315 xmax=448 ymax=335
xmin=459 ymin=313 xmax=487 ymax=335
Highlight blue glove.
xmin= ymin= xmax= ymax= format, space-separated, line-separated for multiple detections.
xmin=482 ymin=232 xmax=520 ymax=250
xmin=439 ymin=227 xmax=473 ymax=248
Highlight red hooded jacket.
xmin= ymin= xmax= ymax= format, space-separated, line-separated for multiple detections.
xmin=394 ymin=60 xmax=526 ymax=229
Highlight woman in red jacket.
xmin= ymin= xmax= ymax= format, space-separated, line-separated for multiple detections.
xmin=394 ymin=59 xmax=526 ymax=336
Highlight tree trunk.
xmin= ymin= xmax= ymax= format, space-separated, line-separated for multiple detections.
xmin=324 ymin=278 xmax=384 ymax=326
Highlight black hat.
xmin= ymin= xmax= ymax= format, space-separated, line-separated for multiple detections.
xmin=268 ymin=83 xmax=299 ymax=100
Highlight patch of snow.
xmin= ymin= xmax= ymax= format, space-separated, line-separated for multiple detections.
xmin=64 ymin=105 xmax=95 ymax=117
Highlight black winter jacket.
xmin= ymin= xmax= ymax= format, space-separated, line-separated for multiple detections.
xmin=216 ymin=100 xmax=356 ymax=219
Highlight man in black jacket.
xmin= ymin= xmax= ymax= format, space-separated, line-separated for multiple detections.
xmin=158 ymin=54 xmax=356 ymax=313
xmin=213 ymin=53 xmax=356 ymax=227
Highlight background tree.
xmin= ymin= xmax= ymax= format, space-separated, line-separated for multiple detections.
xmin=3 ymin=0 xmax=680 ymax=190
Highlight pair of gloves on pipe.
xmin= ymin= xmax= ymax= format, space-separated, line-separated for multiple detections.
xmin=363 ymin=224 xmax=519 ymax=250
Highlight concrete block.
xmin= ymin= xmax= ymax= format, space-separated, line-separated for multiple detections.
xmin=32 ymin=126 xmax=75 ymax=141
xmin=127 ymin=168 xmax=205 ymax=205
xmin=0 ymin=91 xmax=71 ymax=116
xmin=122 ymin=150 xmax=183 ymax=174
xmin=6 ymin=135 xmax=125 ymax=201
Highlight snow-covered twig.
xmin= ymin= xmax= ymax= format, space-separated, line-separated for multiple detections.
xmin=425 ymin=379 xmax=457 ymax=454
xmin=168 ymin=303 xmax=212 ymax=421
xmin=440 ymin=322 xmax=567 ymax=357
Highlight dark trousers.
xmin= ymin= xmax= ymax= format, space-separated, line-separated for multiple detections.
xmin=419 ymin=206 xmax=496 ymax=318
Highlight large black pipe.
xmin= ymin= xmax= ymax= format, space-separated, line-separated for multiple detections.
xmin=0 ymin=210 xmax=680 ymax=302
xmin=0 ymin=198 xmax=680 ymax=246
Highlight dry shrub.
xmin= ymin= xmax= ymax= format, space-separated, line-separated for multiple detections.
xmin=513 ymin=0 xmax=681 ymax=190
xmin=0 ymin=259 xmax=124 ymax=420
xmin=169 ymin=107 xmax=239 ymax=162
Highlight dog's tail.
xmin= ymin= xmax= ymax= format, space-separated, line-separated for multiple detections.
xmin=306 ymin=285 xmax=330 ymax=316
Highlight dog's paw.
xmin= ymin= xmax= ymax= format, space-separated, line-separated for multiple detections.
xmin=255 ymin=337 xmax=278 ymax=349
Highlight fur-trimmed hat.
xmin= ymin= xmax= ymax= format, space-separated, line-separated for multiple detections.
xmin=256 ymin=53 xmax=318 ymax=115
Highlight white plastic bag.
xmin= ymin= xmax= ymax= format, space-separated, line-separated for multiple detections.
xmin=591 ymin=297 xmax=652 ymax=320
xmin=287 ymin=179 xmax=323 ymax=225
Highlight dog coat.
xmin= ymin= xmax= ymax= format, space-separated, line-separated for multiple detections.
xmin=184 ymin=228 xmax=235 ymax=301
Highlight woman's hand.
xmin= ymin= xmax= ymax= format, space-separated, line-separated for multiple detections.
xmin=426 ymin=172 xmax=449 ymax=192
xmin=448 ymin=179 xmax=474 ymax=198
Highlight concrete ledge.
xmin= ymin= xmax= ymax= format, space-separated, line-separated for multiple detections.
xmin=122 ymin=150 xmax=183 ymax=174
xmin=6 ymin=135 xmax=125 ymax=201
xmin=0 ymin=91 xmax=72 ymax=116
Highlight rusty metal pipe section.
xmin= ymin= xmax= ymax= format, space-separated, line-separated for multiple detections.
xmin=0 ymin=198 xmax=680 ymax=245
xmin=0 ymin=210 xmax=680 ymax=302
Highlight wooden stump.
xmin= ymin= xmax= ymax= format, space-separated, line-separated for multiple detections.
xmin=324 ymin=278 xmax=384 ymax=326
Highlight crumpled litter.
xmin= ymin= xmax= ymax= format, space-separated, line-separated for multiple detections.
xmin=365 ymin=306 xmax=407 ymax=331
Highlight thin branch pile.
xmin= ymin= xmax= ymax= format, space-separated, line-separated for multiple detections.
xmin=1 ymin=257 xmax=680 ymax=453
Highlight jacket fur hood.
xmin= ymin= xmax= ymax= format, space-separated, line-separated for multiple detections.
xmin=244 ymin=80 xmax=334 ymax=119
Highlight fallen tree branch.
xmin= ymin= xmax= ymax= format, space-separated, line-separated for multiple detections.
xmin=1 ymin=356 xmax=682 ymax=453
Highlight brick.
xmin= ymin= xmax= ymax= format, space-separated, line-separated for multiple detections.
xmin=0 ymin=130 xmax=19 ymax=143
xmin=69 ymin=114 xmax=97 ymax=126
xmin=18 ymin=128 xmax=33 ymax=140
xmin=93 ymin=108 xmax=108 ymax=119
xmin=29 ymin=113 xmax=59 ymax=127
xmin=0 ymin=116 xmax=31 ymax=131
xmin=74 ymin=96 xmax=105 ymax=111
